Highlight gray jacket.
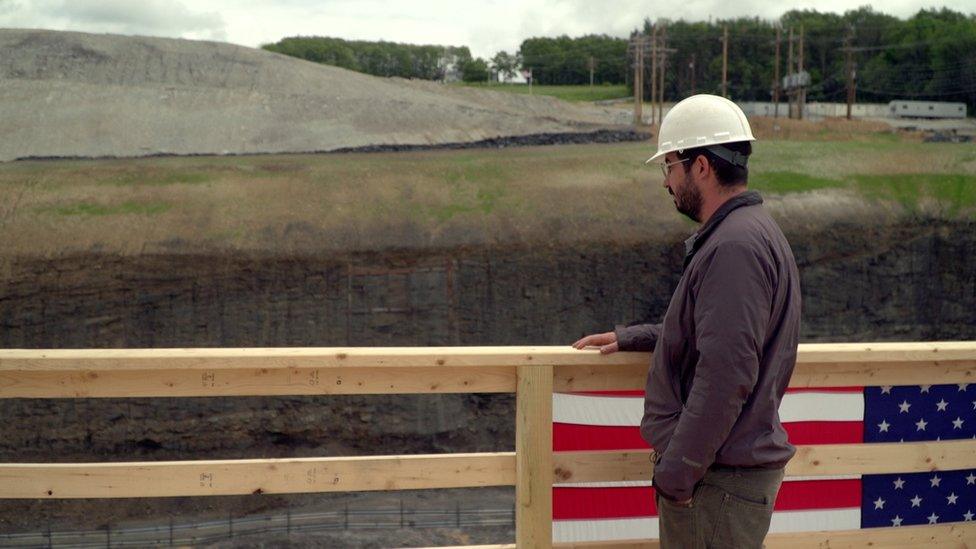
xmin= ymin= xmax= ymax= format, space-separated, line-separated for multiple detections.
xmin=616 ymin=191 xmax=801 ymax=501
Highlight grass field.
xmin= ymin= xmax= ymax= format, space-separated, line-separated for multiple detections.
xmin=453 ymin=82 xmax=630 ymax=102
xmin=1 ymin=123 xmax=974 ymax=256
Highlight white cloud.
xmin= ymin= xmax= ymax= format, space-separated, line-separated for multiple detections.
xmin=0 ymin=0 xmax=226 ymax=41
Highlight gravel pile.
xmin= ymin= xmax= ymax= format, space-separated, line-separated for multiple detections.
xmin=0 ymin=29 xmax=632 ymax=161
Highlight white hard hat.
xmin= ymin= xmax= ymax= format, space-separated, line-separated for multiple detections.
xmin=645 ymin=94 xmax=755 ymax=165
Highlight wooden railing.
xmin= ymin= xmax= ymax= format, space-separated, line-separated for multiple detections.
xmin=2 ymin=342 xmax=976 ymax=547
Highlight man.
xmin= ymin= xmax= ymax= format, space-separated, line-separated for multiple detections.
xmin=572 ymin=94 xmax=801 ymax=548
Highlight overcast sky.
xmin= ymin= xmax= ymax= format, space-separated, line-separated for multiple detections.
xmin=1 ymin=0 xmax=973 ymax=58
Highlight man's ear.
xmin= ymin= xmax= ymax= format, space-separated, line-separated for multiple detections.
xmin=694 ymin=154 xmax=710 ymax=178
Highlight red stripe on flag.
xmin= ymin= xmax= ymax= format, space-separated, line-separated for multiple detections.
xmin=784 ymin=421 xmax=863 ymax=445
xmin=552 ymin=479 xmax=861 ymax=520
xmin=554 ymin=421 xmax=863 ymax=451
xmin=554 ymin=486 xmax=656 ymax=519
xmin=567 ymin=387 xmax=864 ymax=397
xmin=554 ymin=423 xmax=649 ymax=451
xmin=773 ymin=479 xmax=862 ymax=511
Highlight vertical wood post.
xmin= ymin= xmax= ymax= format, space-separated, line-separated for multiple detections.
xmin=650 ymin=27 xmax=658 ymax=125
xmin=798 ymin=25 xmax=805 ymax=120
xmin=721 ymin=25 xmax=728 ymax=98
xmin=516 ymin=364 xmax=553 ymax=549
xmin=773 ymin=26 xmax=781 ymax=118
xmin=658 ymin=25 xmax=666 ymax=125
xmin=787 ymin=27 xmax=794 ymax=119
xmin=633 ymin=36 xmax=643 ymax=126
xmin=845 ymin=26 xmax=856 ymax=121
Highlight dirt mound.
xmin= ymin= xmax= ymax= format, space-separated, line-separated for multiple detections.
xmin=0 ymin=29 xmax=630 ymax=161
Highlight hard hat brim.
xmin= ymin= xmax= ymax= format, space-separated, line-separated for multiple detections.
xmin=644 ymin=151 xmax=666 ymax=165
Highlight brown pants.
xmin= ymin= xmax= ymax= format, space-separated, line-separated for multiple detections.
xmin=656 ymin=467 xmax=785 ymax=549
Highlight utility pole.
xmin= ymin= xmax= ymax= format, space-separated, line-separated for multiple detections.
xmin=787 ymin=26 xmax=794 ymax=119
xmin=721 ymin=25 xmax=728 ymax=98
xmin=650 ymin=26 xmax=658 ymax=125
xmin=632 ymin=35 xmax=644 ymax=126
xmin=798 ymin=24 xmax=805 ymax=120
xmin=689 ymin=53 xmax=696 ymax=95
xmin=844 ymin=28 xmax=856 ymax=120
xmin=588 ymin=56 xmax=595 ymax=87
xmin=658 ymin=25 xmax=666 ymax=126
xmin=773 ymin=26 xmax=781 ymax=118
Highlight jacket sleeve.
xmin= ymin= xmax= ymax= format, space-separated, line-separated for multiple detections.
xmin=615 ymin=323 xmax=663 ymax=352
xmin=652 ymin=241 xmax=773 ymax=501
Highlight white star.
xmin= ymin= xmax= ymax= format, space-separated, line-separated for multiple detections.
xmin=953 ymin=417 xmax=965 ymax=429
xmin=920 ymin=385 xmax=931 ymax=393
xmin=880 ymin=385 xmax=893 ymax=394
xmin=878 ymin=420 xmax=891 ymax=433
xmin=911 ymin=495 xmax=923 ymax=507
xmin=916 ymin=418 xmax=928 ymax=431
xmin=928 ymin=512 xmax=939 ymax=524
xmin=966 ymin=473 xmax=976 ymax=485
xmin=892 ymin=515 xmax=903 ymax=527
xmin=930 ymin=475 xmax=942 ymax=488
xmin=899 ymin=400 xmax=912 ymax=413
xmin=936 ymin=399 xmax=949 ymax=411
xmin=964 ymin=510 xmax=974 ymax=521
xmin=972 ymin=400 xmax=976 ymax=410
xmin=873 ymin=496 xmax=885 ymax=510
xmin=893 ymin=477 xmax=905 ymax=489
xmin=959 ymin=383 xmax=969 ymax=391
xmin=947 ymin=492 xmax=959 ymax=505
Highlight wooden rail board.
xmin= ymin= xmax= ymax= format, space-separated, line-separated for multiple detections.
xmin=433 ymin=521 xmax=976 ymax=548
xmin=553 ymin=439 xmax=976 ymax=483
xmin=2 ymin=342 xmax=974 ymax=397
xmin=0 ymin=347 xmax=639 ymax=370
xmin=0 ymin=365 xmax=518 ymax=397
xmin=0 ymin=453 xmax=516 ymax=499
xmin=556 ymin=341 xmax=976 ymax=391
xmin=5 ymin=440 xmax=973 ymax=499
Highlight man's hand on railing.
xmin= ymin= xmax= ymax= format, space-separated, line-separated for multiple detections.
xmin=571 ymin=331 xmax=619 ymax=354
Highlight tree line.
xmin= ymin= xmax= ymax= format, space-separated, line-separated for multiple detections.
xmin=630 ymin=7 xmax=976 ymax=110
xmin=523 ymin=8 xmax=974 ymax=110
xmin=262 ymin=7 xmax=976 ymax=110
xmin=261 ymin=37 xmax=482 ymax=81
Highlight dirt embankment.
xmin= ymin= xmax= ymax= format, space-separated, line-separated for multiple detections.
xmin=1 ymin=217 xmax=974 ymax=541
xmin=0 ymin=29 xmax=631 ymax=162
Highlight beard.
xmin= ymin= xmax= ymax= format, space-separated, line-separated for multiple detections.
xmin=670 ymin=171 xmax=703 ymax=222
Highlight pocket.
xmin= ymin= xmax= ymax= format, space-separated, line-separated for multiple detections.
xmin=658 ymin=482 xmax=705 ymax=511
xmin=660 ymin=494 xmax=697 ymax=512
xmin=705 ymin=485 xmax=775 ymax=549
xmin=657 ymin=484 xmax=705 ymax=549
xmin=722 ymin=487 xmax=771 ymax=511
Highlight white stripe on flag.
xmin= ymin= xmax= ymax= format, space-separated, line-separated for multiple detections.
xmin=552 ymin=509 xmax=860 ymax=543
xmin=552 ymin=391 xmax=863 ymax=426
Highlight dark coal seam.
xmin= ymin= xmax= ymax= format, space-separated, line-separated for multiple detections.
xmin=10 ymin=129 xmax=652 ymax=163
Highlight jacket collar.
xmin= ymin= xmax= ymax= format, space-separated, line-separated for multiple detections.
xmin=683 ymin=190 xmax=763 ymax=270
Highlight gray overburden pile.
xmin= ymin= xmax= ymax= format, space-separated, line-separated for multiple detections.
xmin=0 ymin=29 xmax=629 ymax=161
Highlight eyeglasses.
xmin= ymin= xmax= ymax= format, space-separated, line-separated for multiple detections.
xmin=661 ymin=158 xmax=689 ymax=179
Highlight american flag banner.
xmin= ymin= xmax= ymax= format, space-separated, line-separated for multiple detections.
xmin=551 ymin=383 xmax=976 ymax=543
